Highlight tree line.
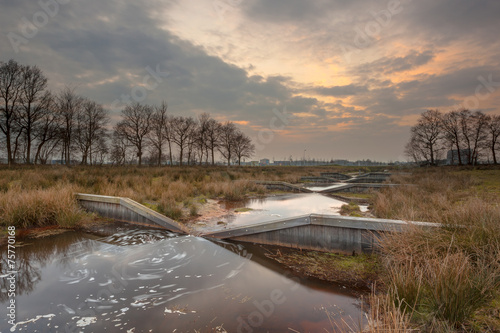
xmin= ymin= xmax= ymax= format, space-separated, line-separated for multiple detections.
xmin=0 ymin=59 xmax=255 ymax=166
xmin=405 ymin=109 xmax=500 ymax=165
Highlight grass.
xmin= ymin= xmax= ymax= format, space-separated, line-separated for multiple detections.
xmin=339 ymin=202 xmax=363 ymax=217
xmin=333 ymin=192 xmax=375 ymax=200
xmin=367 ymin=166 xmax=500 ymax=332
xmin=0 ymin=164 xmax=389 ymax=229
xmin=266 ymin=248 xmax=381 ymax=290
xmin=234 ymin=207 xmax=253 ymax=212
xmin=0 ymin=185 xmax=91 ymax=229
xmin=3 ymin=164 xmax=499 ymax=331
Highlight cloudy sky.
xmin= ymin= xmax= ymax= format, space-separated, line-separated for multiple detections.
xmin=1 ymin=0 xmax=499 ymax=162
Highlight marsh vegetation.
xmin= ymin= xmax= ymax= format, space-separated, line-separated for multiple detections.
xmin=1 ymin=164 xmax=499 ymax=331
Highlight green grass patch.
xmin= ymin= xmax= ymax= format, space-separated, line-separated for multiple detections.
xmin=142 ymin=202 xmax=160 ymax=212
xmin=268 ymin=249 xmax=381 ymax=289
xmin=234 ymin=207 xmax=253 ymax=213
xmin=339 ymin=202 xmax=362 ymax=217
xmin=334 ymin=192 xmax=375 ymax=200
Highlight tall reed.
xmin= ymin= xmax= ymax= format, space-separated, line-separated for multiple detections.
xmin=0 ymin=185 xmax=89 ymax=228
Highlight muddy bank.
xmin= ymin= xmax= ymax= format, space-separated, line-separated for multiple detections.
xmin=262 ymin=246 xmax=382 ymax=291
xmin=185 ymin=198 xmax=235 ymax=232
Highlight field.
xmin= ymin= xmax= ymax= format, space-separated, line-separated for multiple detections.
xmin=371 ymin=167 xmax=500 ymax=332
xmin=0 ymin=164 xmax=387 ymax=228
xmin=1 ymin=164 xmax=499 ymax=331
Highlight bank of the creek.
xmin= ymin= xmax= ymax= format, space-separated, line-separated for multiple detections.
xmin=1 ymin=223 xmax=368 ymax=332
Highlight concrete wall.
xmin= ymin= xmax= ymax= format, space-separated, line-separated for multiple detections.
xmin=319 ymin=172 xmax=351 ymax=180
xmin=319 ymin=183 xmax=398 ymax=193
xmin=204 ymin=214 xmax=438 ymax=254
xmin=300 ymin=176 xmax=337 ymax=183
xmin=76 ymin=193 xmax=189 ymax=234
xmin=76 ymin=193 xmax=437 ymax=254
xmin=254 ymin=181 xmax=312 ymax=192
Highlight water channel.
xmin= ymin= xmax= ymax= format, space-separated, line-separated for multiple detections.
xmin=1 ymin=225 xmax=365 ymax=332
xmin=197 ymin=193 xmax=368 ymax=233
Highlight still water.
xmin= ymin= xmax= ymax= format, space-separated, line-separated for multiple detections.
xmin=301 ymin=184 xmax=347 ymax=192
xmin=1 ymin=227 xmax=365 ymax=332
xmin=208 ymin=193 xmax=366 ymax=231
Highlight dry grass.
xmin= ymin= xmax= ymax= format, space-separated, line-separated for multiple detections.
xmin=0 ymin=164 xmax=388 ymax=226
xmin=363 ymin=292 xmax=417 ymax=333
xmin=368 ymin=167 xmax=500 ymax=332
xmin=0 ymin=185 xmax=90 ymax=228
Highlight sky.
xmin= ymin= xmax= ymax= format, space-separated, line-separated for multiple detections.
xmin=1 ymin=0 xmax=499 ymax=162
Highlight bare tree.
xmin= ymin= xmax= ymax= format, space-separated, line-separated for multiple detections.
xmin=205 ymin=116 xmax=222 ymax=165
xmin=148 ymin=101 xmax=169 ymax=166
xmin=404 ymin=135 xmax=426 ymax=163
xmin=195 ymin=113 xmax=210 ymax=165
xmin=56 ymin=87 xmax=84 ymax=165
xmin=440 ymin=110 xmax=464 ymax=165
xmin=110 ymin=129 xmax=130 ymax=165
xmin=459 ymin=110 xmax=489 ymax=165
xmin=232 ymin=130 xmax=255 ymax=165
xmin=170 ymin=116 xmax=196 ymax=166
xmin=0 ymin=59 xmax=23 ymax=165
xmin=17 ymin=64 xmax=49 ymax=164
xmin=218 ymin=121 xmax=237 ymax=166
xmin=75 ymin=99 xmax=109 ymax=165
xmin=92 ymin=136 xmax=109 ymax=165
xmin=186 ymin=121 xmax=199 ymax=165
xmin=406 ymin=109 xmax=443 ymax=165
xmin=485 ymin=114 xmax=500 ymax=164
xmin=114 ymin=103 xmax=153 ymax=166
xmin=33 ymin=94 xmax=61 ymax=164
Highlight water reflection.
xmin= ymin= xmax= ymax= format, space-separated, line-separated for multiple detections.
xmin=302 ymin=184 xmax=347 ymax=192
xmin=1 ymin=228 xmax=364 ymax=332
xmin=212 ymin=193 xmax=347 ymax=230
xmin=0 ymin=232 xmax=95 ymax=303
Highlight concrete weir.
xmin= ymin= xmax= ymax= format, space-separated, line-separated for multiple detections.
xmin=76 ymin=193 xmax=189 ymax=234
xmin=76 ymin=192 xmax=437 ymax=254
xmin=203 ymin=214 xmax=437 ymax=254
xmin=254 ymin=181 xmax=313 ymax=193
xmin=318 ymin=183 xmax=399 ymax=193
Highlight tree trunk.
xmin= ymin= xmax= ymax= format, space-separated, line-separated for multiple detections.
xmin=455 ymin=139 xmax=462 ymax=165
xmin=168 ymin=141 xmax=173 ymax=166
xmin=157 ymin=144 xmax=162 ymax=166
xmin=6 ymin=133 xmax=13 ymax=165
xmin=26 ymin=131 xmax=32 ymax=164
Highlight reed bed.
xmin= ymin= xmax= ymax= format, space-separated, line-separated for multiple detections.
xmin=2 ymin=165 xmax=499 ymax=330
xmin=0 ymin=185 xmax=90 ymax=228
xmin=0 ymin=164 xmax=385 ymax=225
xmin=366 ymin=168 xmax=500 ymax=332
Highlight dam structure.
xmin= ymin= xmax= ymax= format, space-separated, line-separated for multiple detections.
xmin=76 ymin=183 xmax=435 ymax=255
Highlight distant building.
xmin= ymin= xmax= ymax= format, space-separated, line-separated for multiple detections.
xmin=273 ymin=160 xmax=291 ymax=166
xmin=259 ymin=158 xmax=270 ymax=166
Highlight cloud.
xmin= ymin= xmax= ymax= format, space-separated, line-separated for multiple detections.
xmin=355 ymin=50 xmax=435 ymax=75
xmin=309 ymin=84 xmax=368 ymax=97
xmin=1 ymin=0 xmax=499 ymax=161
